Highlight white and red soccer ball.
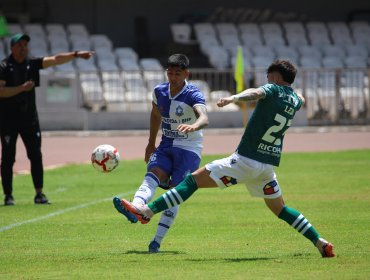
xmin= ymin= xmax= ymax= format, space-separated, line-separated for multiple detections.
xmin=91 ymin=144 xmax=120 ymax=173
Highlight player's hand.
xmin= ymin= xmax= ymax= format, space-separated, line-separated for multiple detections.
xmin=217 ymin=96 xmax=234 ymax=107
xmin=177 ymin=124 xmax=196 ymax=133
xmin=76 ymin=51 xmax=95 ymax=60
xmin=22 ymin=80 xmax=35 ymax=92
xmin=145 ymin=143 xmax=156 ymax=163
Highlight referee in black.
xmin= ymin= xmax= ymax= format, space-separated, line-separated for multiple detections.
xmin=0 ymin=33 xmax=94 ymax=205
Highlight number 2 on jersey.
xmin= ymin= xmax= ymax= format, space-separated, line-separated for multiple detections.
xmin=262 ymin=113 xmax=291 ymax=146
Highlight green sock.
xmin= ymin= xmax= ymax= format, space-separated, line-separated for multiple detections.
xmin=148 ymin=174 xmax=198 ymax=214
xmin=278 ymin=206 xmax=320 ymax=245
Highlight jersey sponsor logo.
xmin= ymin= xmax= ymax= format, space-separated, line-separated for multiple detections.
xmin=263 ymin=180 xmax=279 ymax=195
xmin=162 ymin=117 xmax=192 ymax=124
xmin=162 ymin=128 xmax=188 ymax=139
xmin=220 ymin=176 xmax=238 ymax=187
xmin=257 ymin=143 xmax=281 ymax=154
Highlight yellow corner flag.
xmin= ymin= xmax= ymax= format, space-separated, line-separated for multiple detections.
xmin=234 ymin=46 xmax=244 ymax=93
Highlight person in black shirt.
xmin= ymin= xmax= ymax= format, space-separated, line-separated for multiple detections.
xmin=0 ymin=33 xmax=94 ymax=206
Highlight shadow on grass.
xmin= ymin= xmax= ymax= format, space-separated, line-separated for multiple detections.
xmin=185 ymin=257 xmax=276 ymax=262
xmin=125 ymin=250 xmax=184 ymax=255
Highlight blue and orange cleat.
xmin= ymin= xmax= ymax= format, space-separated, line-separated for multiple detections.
xmin=113 ymin=197 xmax=138 ymax=223
xmin=121 ymin=199 xmax=152 ymax=224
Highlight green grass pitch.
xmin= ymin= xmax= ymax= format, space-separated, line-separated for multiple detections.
xmin=0 ymin=150 xmax=369 ymax=279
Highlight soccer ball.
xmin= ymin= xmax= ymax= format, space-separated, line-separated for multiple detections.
xmin=91 ymin=144 xmax=120 ymax=173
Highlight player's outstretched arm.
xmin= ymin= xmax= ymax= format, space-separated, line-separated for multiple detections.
xmin=42 ymin=51 xmax=95 ymax=68
xmin=217 ymin=88 xmax=265 ymax=107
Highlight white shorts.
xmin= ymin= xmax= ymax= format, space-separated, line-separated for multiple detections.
xmin=205 ymin=152 xmax=282 ymax=199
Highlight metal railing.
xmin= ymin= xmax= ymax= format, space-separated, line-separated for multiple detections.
xmin=46 ymin=68 xmax=370 ymax=125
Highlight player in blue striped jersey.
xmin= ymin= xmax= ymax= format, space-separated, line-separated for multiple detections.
xmin=113 ymin=54 xmax=209 ymax=253
xmin=121 ymin=60 xmax=335 ymax=258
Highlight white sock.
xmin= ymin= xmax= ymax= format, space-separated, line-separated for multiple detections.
xmin=132 ymin=172 xmax=159 ymax=206
xmin=153 ymin=205 xmax=179 ymax=244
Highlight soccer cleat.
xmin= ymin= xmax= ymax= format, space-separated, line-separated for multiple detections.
xmin=4 ymin=195 xmax=15 ymax=206
xmin=113 ymin=197 xmax=138 ymax=223
xmin=148 ymin=240 xmax=160 ymax=253
xmin=121 ymin=199 xmax=152 ymax=224
xmin=321 ymin=242 xmax=335 ymax=258
xmin=34 ymin=193 xmax=50 ymax=204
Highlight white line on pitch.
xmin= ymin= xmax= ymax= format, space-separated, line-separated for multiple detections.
xmin=0 ymin=191 xmax=133 ymax=233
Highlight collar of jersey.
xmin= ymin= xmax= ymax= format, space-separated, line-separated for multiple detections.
xmin=169 ymin=80 xmax=188 ymax=100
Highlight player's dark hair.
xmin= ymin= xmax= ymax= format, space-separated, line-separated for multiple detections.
xmin=167 ymin=54 xmax=189 ymax=69
xmin=267 ymin=59 xmax=297 ymax=84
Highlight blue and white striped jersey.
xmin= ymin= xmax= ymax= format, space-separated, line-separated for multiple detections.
xmin=153 ymin=81 xmax=206 ymax=157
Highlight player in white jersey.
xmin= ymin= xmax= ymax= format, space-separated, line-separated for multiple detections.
xmin=113 ymin=54 xmax=209 ymax=252
xmin=120 ymin=60 xmax=335 ymax=258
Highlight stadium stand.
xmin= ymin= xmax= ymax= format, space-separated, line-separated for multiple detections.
xmin=2 ymin=17 xmax=369 ymax=125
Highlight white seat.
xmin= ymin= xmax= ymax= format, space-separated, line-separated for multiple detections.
xmin=322 ymin=56 xmax=344 ymax=68
xmin=344 ymin=56 xmax=368 ymax=68
xmin=345 ymin=45 xmax=368 ymax=57
xmin=54 ymin=63 xmax=76 ymax=73
xmin=299 ymin=56 xmax=322 ymax=68
xmin=101 ymin=71 xmax=121 ymax=82
xmin=199 ymin=37 xmax=220 ymax=56
xmin=103 ymin=82 xmax=125 ymax=102
xmin=115 ymin=47 xmax=138 ymax=62
xmin=139 ymin=58 xmax=163 ymax=70
xmin=250 ymin=45 xmax=275 ymax=61
xmin=285 ymin=33 xmax=309 ymax=47
xmin=194 ymin=23 xmax=217 ymax=41
xmin=263 ymin=34 xmax=286 ymax=46
xmin=238 ymin=23 xmax=260 ymax=35
xmin=45 ymin=24 xmax=67 ymax=37
xmin=349 ymin=21 xmax=370 ymax=33
xmin=99 ymin=62 xmax=120 ymax=72
xmin=274 ymin=45 xmax=299 ymax=62
xmin=306 ymin=21 xmax=328 ymax=33
xmin=207 ymin=46 xmax=229 ymax=69
xmin=75 ymin=59 xmax=97 ymax=71
xmin=170 ymin=23 xmax=193 ymax=44
xmin=188 ymin=80 xmax=210 ymax=100
xmin=353 ymin=33 xmax=370 ymax=47
xmin=90 ymin=34 xmax=113 ymax=50
xmin=309 ymin=33 xmax=331 ymax=45
xmin=118 ymin=59 xmax=141 ymax=71
xmin=215 ymin=23 xmax=238 ymax=36
xmin=67 ymin=24 xmax=89 ymax=36
xmin=240 ymin=33 xmax=263 ymax=46
xmin=219 ymin=33 xmax=242 ymax=51
xmin=24 ymin=24 xmax=46 ymax=39
xmin=252 ymin=56 xmax=272 ymax=68
xmin=260 ymin=22 xmax=283 ymax=35
xmin=49 ymin=35 xmax=69 ymax=50
xmin=282 ymin=22 xmax=305 ymax=33
xmin=298 ymin=45 xmax=322 ymax=59
xmin=143 ymin=70 xmax=165 ymax=82
xmin=95 ymin=49 xmax=116 ymax=61
xmin=321 ymin=45 xmax=346 ymax=59
xmin=71 ymin=38 xmax=91 ymax=50
xmin=80 ymin=73 xmax=105 ymax=108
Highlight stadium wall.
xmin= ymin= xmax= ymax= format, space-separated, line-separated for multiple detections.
xmin=3 ymin=0 xmax=370 ymax=52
